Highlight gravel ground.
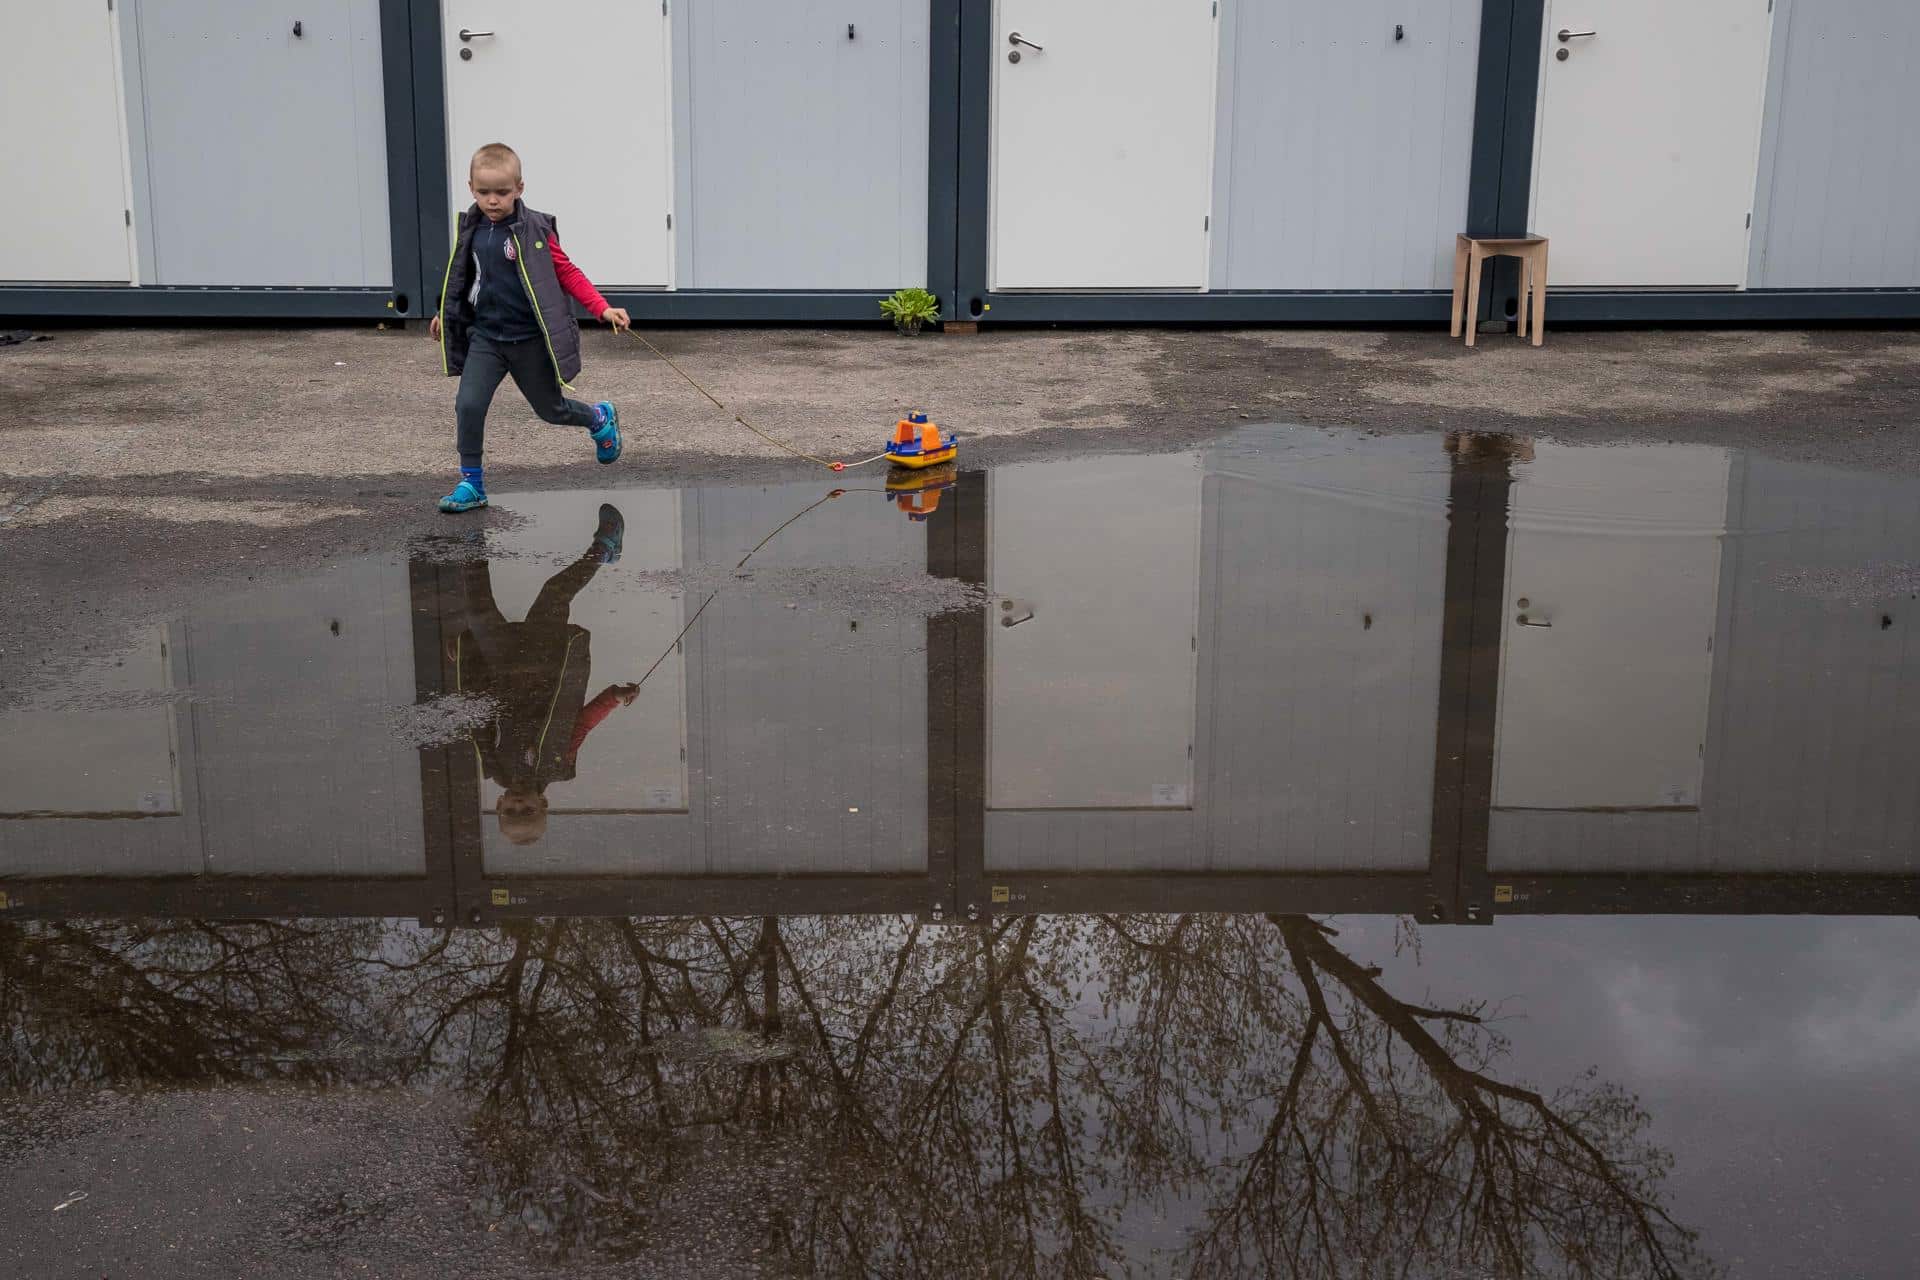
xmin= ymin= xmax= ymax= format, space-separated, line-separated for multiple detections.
xmin=2 ymin=321 xmax=1916 ymax=698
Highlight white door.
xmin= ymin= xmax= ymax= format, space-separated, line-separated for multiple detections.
xmin=0 ymin=0 xmax=133 ymax=282
xmin=444 ymin=1 xmax=673 ymax=287
xmin=988 ymin=456 xmax=1202 ymax=809
xmin=991 ymin=0 xmax=1217 ymax=290
xmin=1532 ymin=0 xmax=1772 ymax=287
xmin=1493 ymin=445 xmax=1730 ymax=812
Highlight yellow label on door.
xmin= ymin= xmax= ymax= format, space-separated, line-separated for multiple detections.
xmin=990 ymin=885 xmax=1010 ymax=904
xmin=0 ymin=890 xmax=10 ymax=910
xmin=1493 ymin=885 xmax=1514 ymax=904
xmin=490 ymin=888 xmax=510 ymax=907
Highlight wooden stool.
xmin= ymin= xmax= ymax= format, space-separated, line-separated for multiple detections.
xmin=1451 ymin=233 xmax=1548 ymax=348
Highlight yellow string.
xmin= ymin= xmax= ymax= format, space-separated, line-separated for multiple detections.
xmin=614 ymin=326 xmax=889 ymax=472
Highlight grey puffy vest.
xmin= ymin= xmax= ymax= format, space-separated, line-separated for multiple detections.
xmin=438 ymin=204 xmax=584 ymax=384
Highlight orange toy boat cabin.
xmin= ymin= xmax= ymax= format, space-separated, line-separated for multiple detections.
xmin=885 ymin=412 xmax=959 ymax=469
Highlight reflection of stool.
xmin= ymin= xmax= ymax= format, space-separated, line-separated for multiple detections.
xmin=1452 ymin=233 xmax=1548 ymax=348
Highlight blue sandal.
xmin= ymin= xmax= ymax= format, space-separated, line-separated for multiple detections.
xmin=591 ymin=402 xmax=622 ymax=465
xmin=593 ymin=503 xmax=625 ymax=564
xmin=437 ymin=480 xmax=488 ymax=514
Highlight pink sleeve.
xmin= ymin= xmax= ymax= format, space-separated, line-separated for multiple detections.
xmin=549 ymin=238 xmax=611 ymax=317
xmin=566 ymin=686 xmax=625 ymax=760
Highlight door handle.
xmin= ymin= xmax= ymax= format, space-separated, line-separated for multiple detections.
xmin=1008 ymin=31 xmax=1044 ymax=52
xmin=459 ymin=28 xmax=494 ymax=41
xmin=1557 ymin=28 xmax=1596 ymax=41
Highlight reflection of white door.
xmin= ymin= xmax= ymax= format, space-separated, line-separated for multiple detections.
xmin=0 ymin=0 xmax=134 ymax=282
xmin=1494 ymin=446 xmax=1729 ymax=811
xmin=0 ymin=627 xmax=177 ymax=816
xmin=444 ymin=1 xmax=673 ymax=287
xmin=1531 ymin=0 xmax=1772 ymax=287
xmin=990 ymin=0 xmax=1217 ymax=290
xmin=989 ymin=457 xmax=1202 ymax=809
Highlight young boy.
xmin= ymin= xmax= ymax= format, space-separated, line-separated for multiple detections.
xmin=428 ymin=142 xmax=631 ymax=513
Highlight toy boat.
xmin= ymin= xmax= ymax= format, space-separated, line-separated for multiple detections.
xmin=885 ymin=412 xmax=959 ymax=469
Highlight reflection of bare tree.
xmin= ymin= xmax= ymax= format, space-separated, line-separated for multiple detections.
xmin=1180 ymin=916 xmax=1700 ymax=1278
xmin=0 ymin=912 xmax=1710 ymax=1276
xmin=377 ymin=913 xmax=1706 ymax=1277
xmin=0 ymin=918 xmax=380 ymax=1090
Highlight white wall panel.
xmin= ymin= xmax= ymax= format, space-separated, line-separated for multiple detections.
xmin=0 ymin=1 xmax=133 ymax=282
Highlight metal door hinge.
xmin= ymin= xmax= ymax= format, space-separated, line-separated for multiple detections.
xmin=1746 ymin=211 xmax=1752 ymax=228
xmin=662 ymin=0 xmax=667 ymax=13
xmin=1212 ymin=1 xmax=1217 ymax=15
xmin=666 ymin=212 xmax=673 ymax=229
xmin=1203 ymin=214 xmax=1210 ymax=231
xmin=124 ymin=209 xmax=131 ymax=226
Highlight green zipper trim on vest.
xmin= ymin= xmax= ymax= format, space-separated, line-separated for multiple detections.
xmin=436 ymin=212 xmax=462 ymax=377
xmin=512 ymin=231 xmax=575 ymax=395
xmin=534 ymin=633 xmax=584 ymax=769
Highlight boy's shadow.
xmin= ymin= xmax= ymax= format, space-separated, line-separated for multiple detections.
xmin=454 ymin=503 xmax=635 ymax=845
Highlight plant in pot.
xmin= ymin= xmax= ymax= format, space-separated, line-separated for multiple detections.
xmin=880 ymin=287 xmax=941 ymax=336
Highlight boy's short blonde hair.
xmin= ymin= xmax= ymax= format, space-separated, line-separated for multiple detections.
xmin=470 ymin=142 xmax=522 ymax=180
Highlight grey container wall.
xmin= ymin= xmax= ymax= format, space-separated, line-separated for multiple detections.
xmin=1210 ymin=0 xmax=1484 ymax=291
xmin=7 ymin=0 xmax=1920 ymax=321
xmin=985 ymin=434 xmax=1451 ymax=874
xmin=1749 ymin=0 xmax=1920 ymax=289
xmin=0 ymin=561 xmax=426 ymax=879
xmin=674 ymin=0 xmax=930 ymax=290
xmin=478 ymin=480 xmax=931 ymax=880
xmin=125 ymin=0 xmax=394 ymax=287
xmin=686 ymin=481 xmax=930 ymax=875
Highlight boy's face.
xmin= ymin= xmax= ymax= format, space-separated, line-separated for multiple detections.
xmin=469 ymin=164 xmax=524 ymax=222
xmin=497 ymin=789 xmax=548 ymax=846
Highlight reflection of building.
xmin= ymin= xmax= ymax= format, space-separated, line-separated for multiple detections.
xmin=5 ymin=432 xmax=1919 ymax=924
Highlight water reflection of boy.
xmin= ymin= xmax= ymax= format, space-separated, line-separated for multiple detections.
xmin=454 ymin=504 xmax=637 ymax=846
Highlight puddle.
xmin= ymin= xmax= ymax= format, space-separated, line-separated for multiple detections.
xmin=4 ymin=425 xmax=1920 ymax=1276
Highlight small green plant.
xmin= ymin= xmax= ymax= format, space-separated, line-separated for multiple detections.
xmin=880 ymin=287 xmax=941 ymax=336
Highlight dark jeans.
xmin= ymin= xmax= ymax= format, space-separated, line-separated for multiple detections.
xmin=456 ymin=332 xmax=597 ymax=467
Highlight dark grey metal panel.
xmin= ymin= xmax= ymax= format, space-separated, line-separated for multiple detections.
xmin=962 ymin=287 xmax=1920 ymax=325
xmin=377 ymin=0 xmax=424 ymax=315
xmin=683 ymin=1 xmax=929 ymax=290
xmin=405 ymin=0 xmax=450 ymax=315
xmin=925 ymin=0 xmax=962 ymax=319
xmin=967 ymin=290 xmax=1452 ymax=323
xmin=599 ymin=290 xmax=894 ymax=321
xmin=132 ymin=0 xmax=393 ymax=287
xmin=1538 ymin=290 xmax=1920 ymax=322
xmin=0 ymin=287 xmax=401 ymax=319
xmin=1210 ymin=0 xmax=1483 ymax=291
